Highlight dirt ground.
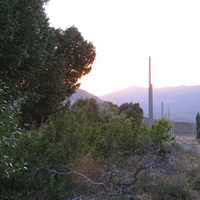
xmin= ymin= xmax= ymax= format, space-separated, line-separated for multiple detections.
xmin=175 ymin=134 xmax=200 ymax=153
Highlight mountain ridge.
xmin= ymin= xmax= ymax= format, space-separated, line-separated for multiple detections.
xmin=64 ymin=85 xmax=200 ymax=123
xmin=63 ymin=88 xmax=104 ymax=105
xmin=99 ymin=85 xmax=200 ymax=122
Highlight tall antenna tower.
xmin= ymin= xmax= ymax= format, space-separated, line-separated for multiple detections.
xmin=161 ymin=102 xmax=164 ymax=118
xmin=148 ymin=56 xmax=153 ymax=127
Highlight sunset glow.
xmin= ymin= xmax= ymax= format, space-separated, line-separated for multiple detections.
xmin=45 ymin=0 xmax=200 ymax=96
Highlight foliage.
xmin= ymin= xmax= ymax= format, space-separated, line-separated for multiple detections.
xmin=148 ymin=118 xmax=174 ymax=147
xmin=0 ymin=81 xmax=28 ymax=199
xmin=0 ymin=81 xmax=23 ymax=174
xmin=0 ymin=0 xmax=49 ymax=86
xmin=98 ymin=101 xmax=119 ymax=123
xmin=0 ymin=95 xmax=193 ymax=199
xmin=196 ymin=112 xmax=200 ymax=139
xmin=53 ymin=27 xmax=96 ymax=95
xmin=119 ymin=102 xmax=143 ymax=127
xmin=71 ymin=98 xmax=101 ymax=123
xmin=0 ymin=0 xmax=96 ymax=125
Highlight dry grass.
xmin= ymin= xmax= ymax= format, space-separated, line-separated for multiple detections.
xmin=70 ymin=139 xmax=200 ymax=199
xmin=175 ymin=133 xmax=200 ymax=153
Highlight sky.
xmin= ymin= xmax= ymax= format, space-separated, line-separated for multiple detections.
xmin=44 ymin=0 xmax=200 ymax=96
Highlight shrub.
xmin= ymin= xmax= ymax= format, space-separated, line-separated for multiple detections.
xmin=148 ymin=118 xmax=175 ymax=147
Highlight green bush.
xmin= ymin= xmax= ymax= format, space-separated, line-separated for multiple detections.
xmin=0 ymin=96 xmax=182 ymax=199
xmin=0 ymin=81 xmax=27 ymax=199
xmin=148 ymin=118 xmax=175 ymax=147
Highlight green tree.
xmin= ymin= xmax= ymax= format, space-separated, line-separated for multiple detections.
xmin=119 ymin=102 xmax=143 ymax=127
xmin=0 ymin=0 xmax=49 ymax=86
xmin=149 ymin=118 xmax=174 ymax=147
xmin=99 ymin=101 xmax=119 ymax=123
xmin=71 ymin=98 xmax=100 ymax=123
xmin=0 ymin=81 xmax=28 ymax=199
xmin=196 ymin=112 xmax=200 ymax=139
xmin=0 ymin=0 xmax=50 ymax=125
xmin=53 ymin=27 xmax=96 ymax=95
xmin=0 ymin=0 xmax=96 ymax=125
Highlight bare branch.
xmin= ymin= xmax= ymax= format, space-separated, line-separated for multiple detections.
xmin=32 ymin=166 xmax=108 ymax=191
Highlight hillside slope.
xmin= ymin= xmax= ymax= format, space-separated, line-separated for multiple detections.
xmin=63 ymin=88 xmax=104 ymax=105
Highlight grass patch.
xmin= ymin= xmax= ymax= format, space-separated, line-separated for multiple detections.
xmin=77 ymin=140 xmax=200 ymax=199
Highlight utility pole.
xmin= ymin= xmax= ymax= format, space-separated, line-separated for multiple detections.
xmin=148 ymin=56 xmax=153 ymax=127
xmin=161 ymin=102 xmax=164 ymax=119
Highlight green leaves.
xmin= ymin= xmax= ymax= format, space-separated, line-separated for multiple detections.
xmin=148 ymin=118 xmax=175 ymax=147
xmin=0 ymin=0 xmax=49 ymax=83
xmin=0 ymin=81 xmax=27 ymax=184
xmin=0 ymin=92 xmax=178 ymax=199
xmin=119 ymin=102 xmax=143 ymax=127
xmin=1 ymin=0 xmax=96 ymax=125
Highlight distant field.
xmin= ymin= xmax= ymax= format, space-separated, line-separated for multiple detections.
xmin=175 ymin=133 xmax=200 ymax=153
xmin=172 ymin=121 xmax=196 ymax=135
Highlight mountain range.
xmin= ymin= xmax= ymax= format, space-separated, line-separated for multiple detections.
xmin=66 ymin=85 xmax=200 ymax=123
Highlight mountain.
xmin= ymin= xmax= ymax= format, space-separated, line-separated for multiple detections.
xmin=99 ymin=85 xmax=200 ymax=123
xmin=63 ymin=86 xmax=200 ymax=123
xmin=63 ymin=88 xmax=104 ymax=105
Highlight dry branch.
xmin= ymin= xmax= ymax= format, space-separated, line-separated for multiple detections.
xmin=32 ymin=166 xmax=108 ymax=191
xmin=32 ymin=165 xmax=143 ymax=197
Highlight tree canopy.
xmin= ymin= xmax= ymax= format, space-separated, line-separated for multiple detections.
xmin=119 ymin=102 xmax=143 ymax=127
xmin=0 ymin=0 xmax=96 ymax=124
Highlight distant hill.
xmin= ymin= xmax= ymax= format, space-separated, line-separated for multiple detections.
xmin=63 ymin=88 xmax=104 ymax=105
xmin=62 ymin=86 xmax=200 ymax=123
xmin=62 ymin=86 xmax=198 ymax=133
xmin=99 ymin=85 xmax=200 ymax=123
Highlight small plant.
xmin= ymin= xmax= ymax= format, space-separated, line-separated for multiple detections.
xmin=149 ymin=118 xmax=175 ymax=147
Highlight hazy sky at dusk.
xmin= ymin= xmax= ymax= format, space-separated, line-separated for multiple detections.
xmin=45 ymin=0 xmax=200 ymax=96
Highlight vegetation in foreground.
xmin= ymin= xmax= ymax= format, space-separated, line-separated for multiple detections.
xmin=1 ymin=93 xmax=200 ymax=199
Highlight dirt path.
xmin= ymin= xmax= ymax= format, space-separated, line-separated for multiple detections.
xmin=175 ymin=134 xmax=200 ymax=153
